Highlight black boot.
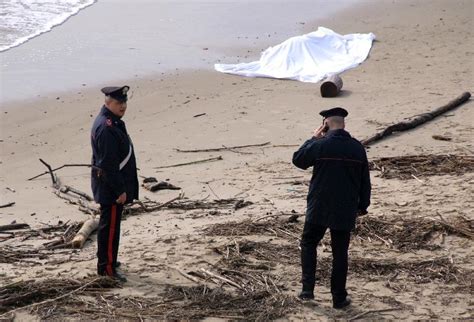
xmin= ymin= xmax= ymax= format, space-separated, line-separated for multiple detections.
xmin=298 ymin=289 xmax=315 ymax=300
xmin=98 ymin=270 xmax=127 ymax=283
xmin=112 ymin=271 xmax=127 ymax=283
xmin=333 ymin=296 xmax=351 ymax=309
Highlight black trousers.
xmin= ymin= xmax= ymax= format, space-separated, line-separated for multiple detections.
xmin=300 ymin=221 xmax=350 ymax=303
xmin=97 ymin=203 xmax=123 ymax=275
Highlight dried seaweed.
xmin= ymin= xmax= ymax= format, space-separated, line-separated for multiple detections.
xmin=30 ymin=285 xmax=296 ymax=321
xmin=354 ymin=215 xmax=473 ymax=250
xmin=369 ymin=154 xmax=474 ymax=179
xmin=211 ymin=240 xmax=472 ymax=289
xmin=0 ymin=277 xmax=119 ymax=316
xmin=204 ymin=218 xmax=302 ymax=240
xmin=165 ymin=198 xmax=253 ymax=211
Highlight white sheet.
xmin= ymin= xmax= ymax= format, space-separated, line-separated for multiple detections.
xmin=215 ymin=27 xmax=376 ymax=83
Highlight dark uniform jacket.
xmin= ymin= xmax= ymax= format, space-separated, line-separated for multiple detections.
xmin=91 ymin=106 xmax=139 ymax=205
xmin=292 ymin=129 xmax=371 ymax=231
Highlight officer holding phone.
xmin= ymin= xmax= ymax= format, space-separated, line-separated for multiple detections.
xmin=292 ymin=107 xmax=371 ymax=309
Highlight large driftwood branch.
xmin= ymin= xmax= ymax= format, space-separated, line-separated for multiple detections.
xmin=361 ymin=92 xmax=471 ymax=146
xmin=28 ymin=163 xmax=91 ymax=181
xmin=175 ymin=142 xmax=271 ymax=153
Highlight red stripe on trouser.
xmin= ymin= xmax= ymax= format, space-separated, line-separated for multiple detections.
xmin=106 ymin=204 xmax=117 ymax=275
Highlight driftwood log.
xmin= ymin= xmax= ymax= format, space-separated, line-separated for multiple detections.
xmin=71 ymin=216 xmax=100 ymax=249
xmin=361 ymin=92 xmax=471 ymax=146
xmin=320 ymin=74 xmax=343 ymax=97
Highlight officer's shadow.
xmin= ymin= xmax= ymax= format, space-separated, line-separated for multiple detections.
xmin=300 ymin=299 xmax=366 ymax=319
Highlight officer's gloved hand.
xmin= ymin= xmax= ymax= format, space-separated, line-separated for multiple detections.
xmin=357 ymin=209 xmax=368 ymax=216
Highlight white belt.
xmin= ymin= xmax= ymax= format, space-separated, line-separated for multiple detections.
xmin=119 ymin=145 xmax=132 ymax=170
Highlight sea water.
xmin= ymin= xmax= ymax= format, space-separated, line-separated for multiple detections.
xmin=0 ymin=0 xmax=359 ymax=103
xmin=0 ymin=0 xmax=96 ymax=52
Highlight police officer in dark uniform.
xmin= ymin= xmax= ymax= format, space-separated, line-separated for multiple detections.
xmin=292 ymin=107 xmax=371 ymax=309
xmin=91 ymin=85 xmax=139 ymax=282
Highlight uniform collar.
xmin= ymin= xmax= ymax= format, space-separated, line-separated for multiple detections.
xmin=326 ymin=129 xmax=351 ymax=138
xmin=100 ymin=105 xmax=121 ymax=121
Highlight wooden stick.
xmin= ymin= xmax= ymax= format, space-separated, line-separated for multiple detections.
xmin=39 ymin=158 xmax=59 ymax=185
xmin=154 ymin=156 xmax=223 ymax=169
xmin=200 ymin=268 xmax=244 ymax=290
xmin=173 ymin=267 xmax=202 ymax=284
xmin=361 ymin=92 xmax=471 ymax=146
xmin=0 ymin=202 xmax=15 ymax=209
xmin=254 ymin=213 xmax=305 ymax=222
xmin=348 ymin=307 xmax=401 ymax=321
xmin=0 ymin=223 xmax=30 ymax=232
xmin=175 ymin=142 xmax=271 ymax=153
xmin=28 ymin=163 xmax=91 ymax=181
xmin=435 ymin=212 xmax=474 ymax=239
xmin=61 ymin=186 xmax=94 ymax=201
xmin=136 ymin=193 xmax=184 ymax=212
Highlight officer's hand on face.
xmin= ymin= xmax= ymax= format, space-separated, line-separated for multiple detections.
xmin=313 ymin=122 xmax=328 ymax=139
xmin=116 ymin=192 xmax=127 ymax=204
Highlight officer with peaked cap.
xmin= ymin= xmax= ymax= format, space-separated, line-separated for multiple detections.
xmin=292 ymin=107 xmax=371 ymax=308
xmin=91 ymin=85 xmax=139 ymax=282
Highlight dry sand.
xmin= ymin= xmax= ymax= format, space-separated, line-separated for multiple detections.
xmin=0 ymin=0 xmax=473 ymax=320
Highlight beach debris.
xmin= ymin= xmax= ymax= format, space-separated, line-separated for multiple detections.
xmin=320 ymin=74 xmax=343 ymax=97
xmin=204 ymin=218 xmax=302 ymax=241
xmin=369 ymin=154 xmax=474 ymax=179
xmin=253 ymin=211 xmax=305 ymax=222
xmin=26 ymin=284 xmax=295 ymax=321
xmin=0 ymin=220 xmax=83 ymax=247
xmin=354 ymin=215 xmax=473 ymax=250
xmin=42 ymin=222 xmax=83 ymax=250
xmin=28 ymin=161 xmax=91 ymax=181
xmin=432 ymin=135 xmax=452 ymax=141
xmin=193 ymin=113 xmax=206 ymax=117
xmin=175 ymin=142 xmax=271 ymax=153
xmin=348 ymin=308 xmax=402 ymax=321
xmin=154 ymin=156 xmax=223 ymax=169
xmin=165 ymin=197 xmax=251 ymax=211
xmin=71 ymin=216 xmax=100 ymax=249
xmin=0 ymin=223 xmax=29 ymax=232
xmin=141 ymin=177 xmax=181 ymax=192
xmin=0 ymin=276 xmax=119 ymax=318
xmin=0 ymin=245 xmax=47 ymax=265
xmin=0 ymin=202 xmax=15 ymax=209
xmin=234 ymin=200 xmax=253 ymax=210
xmin=361 ymin=92 xmax=471 ymax=146
xmin=205 ymin=214 xmax=472 ymax=250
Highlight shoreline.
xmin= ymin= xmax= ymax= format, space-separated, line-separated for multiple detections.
xmin=0 ymin=0 xmax=358 ymax=104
